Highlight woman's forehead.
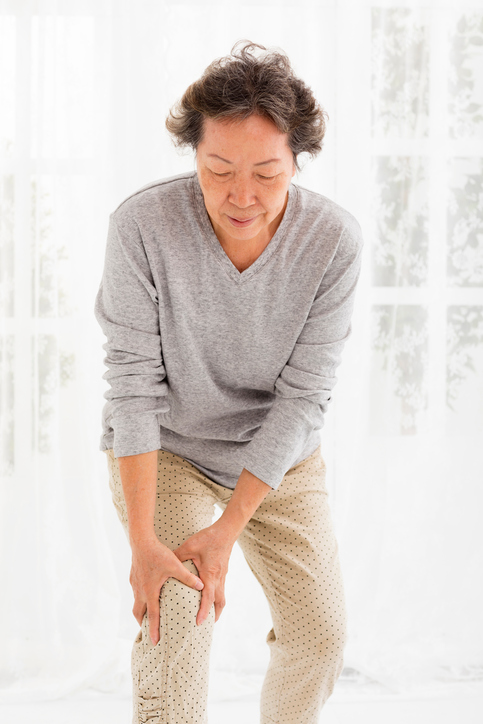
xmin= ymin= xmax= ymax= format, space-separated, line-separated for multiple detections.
xmin=199 ymin=115 xmax=291 ymax=158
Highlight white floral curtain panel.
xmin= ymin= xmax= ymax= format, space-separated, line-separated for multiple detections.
xmin=0 ymin=0 xmax=482 ymax=706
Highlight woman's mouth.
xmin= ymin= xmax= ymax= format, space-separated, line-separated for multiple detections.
xmin=227 ymin=216 xmax=256 ymax=227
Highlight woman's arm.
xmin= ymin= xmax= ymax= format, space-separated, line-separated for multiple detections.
xmin=117 ymin=450 xmax=159 ymax=545
xmin=172 ymin=466 xmax=272 ymax=627
xmin=240 ymin=216 xmax=364 ymax=490
xmin=94 ymin=212 xmax=170 ymax=458
xmin=216 ymin=468 xmax=272 ymax=540
xmin=117 ymin=450 xmax=206 ymax=645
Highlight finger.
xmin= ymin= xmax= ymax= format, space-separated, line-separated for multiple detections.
xmin=197 ymin=586 xmax=215 ymax=626
xmin=147 ymin=599 xmax=161 ymax=645
xmin=176 ymin=560 xmax=204 ymax=592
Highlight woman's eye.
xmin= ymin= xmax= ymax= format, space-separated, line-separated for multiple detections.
xmin=211 ymin=171 xmax=277 ymax=180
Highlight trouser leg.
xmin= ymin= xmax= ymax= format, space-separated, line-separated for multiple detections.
xmin=221 ymin=445 xmax=348 ymax=724
xmin=105 ymin=449 xmax=220 ymax=724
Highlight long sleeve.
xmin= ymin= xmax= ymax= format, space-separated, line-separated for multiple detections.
xmin=239 ymin=219 xmax=364 ymax=490
xmin=94 ymin=212 xmax=169 ymax=457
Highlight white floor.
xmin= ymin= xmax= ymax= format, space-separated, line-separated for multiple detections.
xmin=1 ymin=689 xmax=482 ymax=724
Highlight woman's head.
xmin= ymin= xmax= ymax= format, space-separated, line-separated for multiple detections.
xmin=193 ymin=113 xmax=296 ymax=249
xmin=165 ymin=40 xmax=328 ymax=173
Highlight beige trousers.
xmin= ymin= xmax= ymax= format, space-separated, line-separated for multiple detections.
xmin=105 ymin=444 xmax=347 ymax=724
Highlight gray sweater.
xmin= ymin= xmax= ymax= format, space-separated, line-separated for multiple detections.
xmin=94 ymin=170 xmax=363 ymax=490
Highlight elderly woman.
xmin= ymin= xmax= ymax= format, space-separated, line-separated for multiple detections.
xmin=95 ymin=40 xmax=363 ymax=724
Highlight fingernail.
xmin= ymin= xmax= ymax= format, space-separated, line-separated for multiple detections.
xmin=195 ymin=580 xmax=204 ymax=590
xmin=198 ymin=618 xmax=205 ymax=626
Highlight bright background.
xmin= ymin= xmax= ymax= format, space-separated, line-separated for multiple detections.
xmin=1 ymin=0 xmax=482 ymax=720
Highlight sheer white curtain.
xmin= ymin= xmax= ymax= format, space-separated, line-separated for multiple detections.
xmin=1 ymin=0 xmax=482 ymax=706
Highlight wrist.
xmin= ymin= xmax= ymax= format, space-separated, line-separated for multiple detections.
xmin=213 ymin=511 xmax=245 ymax=544
xmin=129 ymin=527 xmax=159 ymax=548
xmin=216 ymin=468 xmax=271 ymax=541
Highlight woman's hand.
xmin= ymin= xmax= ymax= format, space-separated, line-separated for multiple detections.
xmin=173 ymin=522 xmax=236 ymax=626
xmin=130 ymin=535 xmax=205 ymax=645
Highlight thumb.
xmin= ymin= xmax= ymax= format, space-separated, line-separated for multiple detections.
xmin=177 ymin=558 xmax=204 ymax=591
xmin=173 ymin=551 xmax=204 ymax=591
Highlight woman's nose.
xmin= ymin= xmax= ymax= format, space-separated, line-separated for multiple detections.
xmin=228 ymin=178 xmax=256 ymax=208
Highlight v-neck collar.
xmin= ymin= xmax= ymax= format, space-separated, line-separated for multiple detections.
xmin=190 ymin=171 xmax=298 ymax=284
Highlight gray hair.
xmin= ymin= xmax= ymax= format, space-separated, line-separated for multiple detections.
xmin=165 ymin=40 xmax=328 ymax=172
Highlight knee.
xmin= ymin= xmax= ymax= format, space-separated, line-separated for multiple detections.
xmin=304 ymin=610 xmax=347 ymax=664
xmin=161 ymin=560 xmax=205 ymax=624
xmin=314 ymin=627 xmax=346 ymax=664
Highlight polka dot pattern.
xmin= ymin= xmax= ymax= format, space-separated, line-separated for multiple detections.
xmin=105 ymin=444 xmax=347 ymax=724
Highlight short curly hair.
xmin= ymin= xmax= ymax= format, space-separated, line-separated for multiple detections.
xmin=165 ymin=40 xmax=328 ymax=172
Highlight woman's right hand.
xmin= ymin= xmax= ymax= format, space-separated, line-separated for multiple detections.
xmin=129 ymin=535 xmax=204 ymax=645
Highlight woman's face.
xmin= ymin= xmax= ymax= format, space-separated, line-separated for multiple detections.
xmin=195 ymin=114 xmax=296 ymax=248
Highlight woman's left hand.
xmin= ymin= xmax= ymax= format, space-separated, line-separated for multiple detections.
xmin=173 ymin=521 xmax=236 ymax=626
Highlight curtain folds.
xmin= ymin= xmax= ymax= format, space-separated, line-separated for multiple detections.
xmin=0 ymin=0 xmax=482 ymax=704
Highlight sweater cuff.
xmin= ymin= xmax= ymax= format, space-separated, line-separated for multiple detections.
xmin=111 ymin=412 xmax=161 ymax=457
xmin=240 ymin=396 xmax=325 ymax=490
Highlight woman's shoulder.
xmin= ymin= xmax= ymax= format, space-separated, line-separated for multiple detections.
xmin=110 ymin=170 xmax=196 ymax=227
xmin=293 ymin=181 xmax=363 ymax=256
xmin=294 ymin=180 xmax=360 ymax=228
